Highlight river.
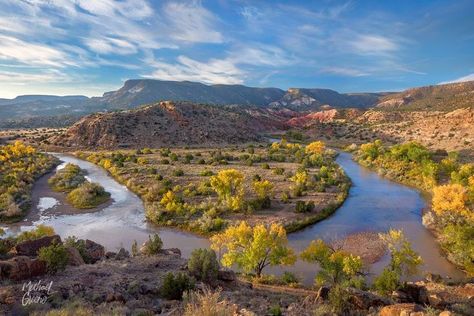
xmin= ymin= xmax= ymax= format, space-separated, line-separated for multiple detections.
xmin=2 ymin=152 xmax=464 ymax=285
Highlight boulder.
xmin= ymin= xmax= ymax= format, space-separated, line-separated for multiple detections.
xmin=163 ymin=248 xmax=181 ymax=257
xmin=348 ymin=288 xmax=391 ymax=310
xmin=425 ymin=273 xmax=443 ymax=283
xmin=66 ymin=247 xmax=85 ymax=266
xmin=218 ymin=269 xmax=236 ymax=282
xmin=0 ymin=256 xmax=47 ymax=280
xmin=105 ymin=251 xmax=117 ymax=259
xmin=394 ymin=283 xmax=428 ymax=305
xmin=115 ymin=248 xmax=130 ymax=260
xmin=12 ymin=235 xmax=62 ymax=256
xmin=379 ymin=303 xmax=424 ymax=316
xmin=0 ymin=287 xmax=16 ymax=305
xmin=84 ymin=239 xmax=105 ymax=263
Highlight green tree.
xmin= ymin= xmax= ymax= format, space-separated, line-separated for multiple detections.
xmin=374 ymin=229 xmax=422 ymax=295
xmin=300 ymin=239 xmax=364 ymax=288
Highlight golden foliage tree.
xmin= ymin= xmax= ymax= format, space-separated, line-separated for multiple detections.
xmin=210 ymin=221 xmax=296 ymax=277
xmin=252 ymin=179 xmax=274 ymax=199
xmin=432 ymin=184 xmax=471 ymax=220
xmin=305 ymin=141 xmax=325 ymax=155
xmin=210 ymin=169 xmax=244 ymax=211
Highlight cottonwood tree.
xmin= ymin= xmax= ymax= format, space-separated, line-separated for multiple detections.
xmin=305 ymin=141 xmax=326 ymax=155
xmin=210 ymin=221 xmax=296 ymax=277
xmin=210 ymin=169 xmax=245 ymax=211
xmin=301 ymin=239 xmax=364 ymax=288
xmin=432 ymin=183 xmax=471 ymax=221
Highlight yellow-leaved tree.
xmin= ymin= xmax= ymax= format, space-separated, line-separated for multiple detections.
xmin=305 ymin=141 xmax=325 ymax=155
xmin=432 ymin=184 xmax=471 ymax=221
xmin=210 ymin=169 xmax=244 ymax=211
xmin=252 ymin=179 xmax=274 ymax=200
xmin=210 ymin=221 xmax=296 ymax=277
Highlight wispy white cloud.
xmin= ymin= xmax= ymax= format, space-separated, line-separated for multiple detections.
xmin=0 ymin=35 xmax=76 ymax=68
xmin=350 ymin=35 xmax=399 ymax=56
xmin=321 ymin=67 xmax=369 ymax=77
xmin=143 ymin=55 xmax=244 ymax=84
xmin=83 ymin=36 xmax=138 ymax=55
xmin=439 ymin=73 xmax=474 ymax=84
xmin=163 ymin=0 xmax=223 ymax=43
xmin=143 ymin=44 xmax=295 ymax=85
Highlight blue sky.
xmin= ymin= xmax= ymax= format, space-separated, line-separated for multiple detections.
xmin=0 ymin=0 xmax=473 ymax=98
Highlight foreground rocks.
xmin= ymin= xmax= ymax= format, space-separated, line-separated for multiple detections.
xmin=0 ymin=237 xmax=473 ymax=315
xmin=11 ymin=235 xmax=62 ymax=257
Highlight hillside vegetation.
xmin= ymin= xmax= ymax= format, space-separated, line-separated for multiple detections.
xmin=0 ymin=141 xmax=58 ymax=222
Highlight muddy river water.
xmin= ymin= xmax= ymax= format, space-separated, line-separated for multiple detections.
xmin=3 ymin=152 xmax=464 ymax=285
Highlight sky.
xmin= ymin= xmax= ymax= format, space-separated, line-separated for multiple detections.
xmin=0 ymin=0 xmax=473 ymax=98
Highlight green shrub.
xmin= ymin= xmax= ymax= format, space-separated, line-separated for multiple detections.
xmin=187 ymin=248 xmax=219 ymax=284
xmin=269 ymin=305 xmax=282 ymax=316
xmin=295 ymin=201 xmax=315 ymax=213
xmin=173 ymin=169 xmax=184 ymax=177
xmin=160 ymin=272 xmax=195 ymax=300
xmin=200 ymin=170 xmax=214 ymax=176
xmin=142 ymin=234 xmax=163 ymax=255
xmin=38 ymin=242 xmax=68 ymax=274
xmin=272 ymin=167 xmax=285 ymax=175
xmin=170 ymin=153 xmax=179 ymax=161
xmin=64 ymin=236 xmax=89 ymax=262
xmin=328 ymin=285 xmax=350 ymax=314
xmin=161 ymin=159 xmax=170 ymax=165
xmin=16 ymin=224 xmax=55 ymax=243
xmin=281 ymin=271 xmax=299 ymax=285
xmin=67 ymin=182 xmax=110 ymax=209
xmin=262 ymin=163 xmax=270 ymax=169
xmin=281 ymin=192 xmax=290 ymax=203
xmin=131 ymin=240 xmax=139 ymax=257
xmin=373 ymin=268 xmax=400 ymax=295
xmin=48 ymin=163 xmax=86 ymax=192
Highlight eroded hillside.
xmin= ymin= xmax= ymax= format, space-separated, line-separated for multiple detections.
xmin=50 ymin=101 xmax=280 ymax=149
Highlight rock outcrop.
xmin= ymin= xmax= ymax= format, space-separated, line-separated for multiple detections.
xmin=12 ymin=235 xmax=62 ymax=257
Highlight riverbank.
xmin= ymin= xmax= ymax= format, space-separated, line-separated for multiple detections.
xmin=0 ymin=142 xmax=60 ymax=224
xmin=351 ymin=141 xmax=473 ymax=276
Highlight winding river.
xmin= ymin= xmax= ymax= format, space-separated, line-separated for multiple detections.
xmin=3 ymin=152 xmax=464 ymax=285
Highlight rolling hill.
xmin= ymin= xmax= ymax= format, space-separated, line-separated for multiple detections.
xmin=49 ymin=101 xmax=285 ymax=149
xmin=376 ymin=81 xmax=474 ymax=111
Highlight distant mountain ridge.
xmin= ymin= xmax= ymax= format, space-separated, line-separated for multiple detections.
xmin=0 ymin=79 xmax=386 ymax=126
xmin=96 ymin=79 xmax=286 ymax=108
xmin=2 ymin=79 xmax=473 ymax=128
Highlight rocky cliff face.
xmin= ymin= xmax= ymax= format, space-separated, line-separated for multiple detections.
xmin=50 ymin=101 xmax=280 ymax=149
xmin=269 ymin=88 xmax=384 ymax=110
